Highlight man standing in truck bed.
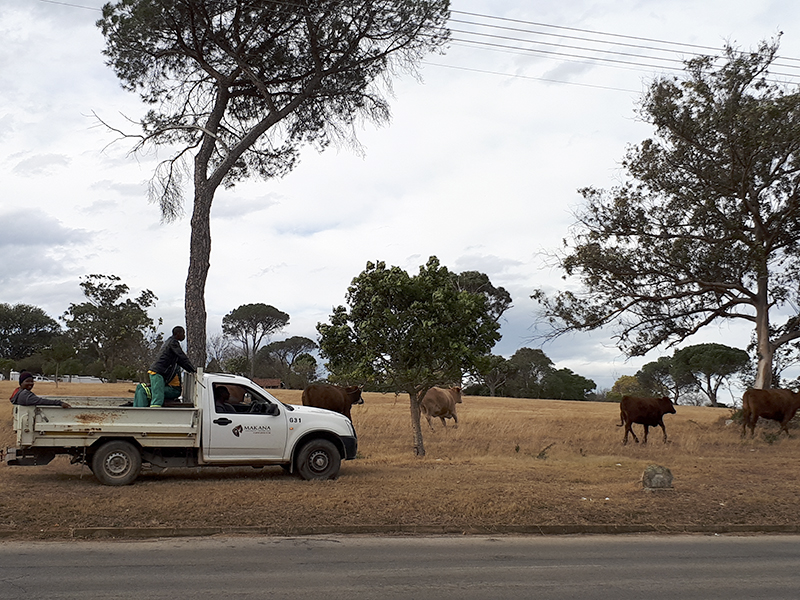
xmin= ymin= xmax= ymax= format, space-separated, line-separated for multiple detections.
xmin=147 ymin=326 xmax=196 ymax=407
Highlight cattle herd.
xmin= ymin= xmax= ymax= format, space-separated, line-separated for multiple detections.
xmin=299 ymin=384 xmax=800 ymax=444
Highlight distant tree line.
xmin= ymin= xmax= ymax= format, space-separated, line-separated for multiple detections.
xmin=464 ymin=348 xmax=597 ymax=401
xmin=1 ymin=276 xmax=319 ymax=388
xmin=1 ymin=275 xmax=161 ymax=383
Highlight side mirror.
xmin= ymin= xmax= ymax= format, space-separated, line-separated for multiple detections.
xmin=266 ymin=403 xmax=280 ymax=416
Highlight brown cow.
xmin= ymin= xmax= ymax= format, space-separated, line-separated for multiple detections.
xmin=741 ymin=388 xmax=800 ymax=438
xmin=420 ymin=387 xmax=462 ymax=430
xmin=301 ymin=384 xmax=364 ymax=420
xmin=618 ymin=395 xmax=676 ymax=445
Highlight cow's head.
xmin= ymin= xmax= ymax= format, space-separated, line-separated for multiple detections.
xmin=452 ymin=387 xmax=463 ymax=403
xmin=660 ymin=397 xmax=676 ymax=414
xmin=345 ymin=385 xmax=365 ymax=405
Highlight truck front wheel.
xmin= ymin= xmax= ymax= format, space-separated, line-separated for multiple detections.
xmin=91 ymin=440 xmax=142 ymax=486
xmin=296 ymin=439 xmax=341 ymax=480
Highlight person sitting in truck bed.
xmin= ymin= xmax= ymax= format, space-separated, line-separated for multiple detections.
xmin=10 ymin=372 xmax=71 ymax=408
xmin=214 ymin=385 xmax=236 ymax=413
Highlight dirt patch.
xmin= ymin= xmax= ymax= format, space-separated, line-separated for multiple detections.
xmin=2 ymin=382 xmax=799 ymax=539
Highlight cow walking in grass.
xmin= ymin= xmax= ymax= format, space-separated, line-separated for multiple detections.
xmin=741 ymin=388 xmax=800 ymax=438
xmin=618 ymin=395 xmax=676 ymax=445
xmin=420 ymin=387 xmax=462 ymax=430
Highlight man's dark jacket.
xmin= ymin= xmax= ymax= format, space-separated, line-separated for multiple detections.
xmin=150 ymin=335 xmax=196 ymax=380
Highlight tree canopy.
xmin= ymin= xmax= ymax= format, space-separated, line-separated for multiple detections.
xmin=671 ymin=343 xmax=750 ymax=406
xmin=255 ymin=336 xmax=318 ymax=388
xmin=634 ymin=343 xmax=750 ymax=406
xmin=635 ymin=356 xmax=686 ymax=399
xmin=499 ymin=347 xmax=596 ymax=400
xmin=0 ymin=303 xmax=61 ymax=360
xmin=61 ymin=274 xmax=159 ymax=381
xmin=533 ymin=41 xmax=800 ymax=389
xmin=97 ymin=0 xmax=451 ymax=366
xmin=451 ymin=271 xmax=512 ymax=323
xmin=317 ymin=257 xmax=500 ymax=456
xmin=469 ymin=354 xmax=515 ymax=397
xmin=222 ymin=303 xmax=289 ymax=379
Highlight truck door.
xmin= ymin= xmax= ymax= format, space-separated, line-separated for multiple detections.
xmin=205 ymin=383 xmax=288 ymax=461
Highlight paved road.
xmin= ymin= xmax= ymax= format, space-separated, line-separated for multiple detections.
xmin=2 ymin=534 xmax=800 ymax=599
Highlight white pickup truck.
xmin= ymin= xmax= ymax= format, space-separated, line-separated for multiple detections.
xmin=5 ymin=371 xmax=357 ymax=485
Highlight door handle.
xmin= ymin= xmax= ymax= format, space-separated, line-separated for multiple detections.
xmin=213 ymin=418 xmax=232 ymax=426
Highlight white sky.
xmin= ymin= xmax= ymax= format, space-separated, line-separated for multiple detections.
xmin=3 ymin=0 xmax=800 ymax=395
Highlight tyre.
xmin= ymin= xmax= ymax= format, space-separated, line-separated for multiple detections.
xmin=91 ymin=440 xmax=142 ymax=486
xmin=296 ymin=439 xmax=341 ymax=480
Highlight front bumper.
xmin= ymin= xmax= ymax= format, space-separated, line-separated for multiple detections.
xmin=340 ymin=436 xmax=358 ymax=460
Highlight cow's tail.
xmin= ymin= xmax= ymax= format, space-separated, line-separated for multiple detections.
xmin=616 ymin=409 xmax=626 ymax=427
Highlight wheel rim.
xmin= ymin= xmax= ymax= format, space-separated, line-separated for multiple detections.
xmin=307 ymin=449 xmax=330 ymax=473
xmin=104 ymin=450 xmax=131 ymax=477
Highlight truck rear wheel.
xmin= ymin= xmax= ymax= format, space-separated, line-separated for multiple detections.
xmin=296 ymin=439 xmax=341 ymax=480
xmin=91 ymin=440 xmax=142 ymax=486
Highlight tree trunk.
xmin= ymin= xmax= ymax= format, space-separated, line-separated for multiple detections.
xmin=704 ymin=374 xmax=718 ymax=407
xmin=410 ymin=391 xmax=425 ymax=457
xmin=185 ymin=186 xmax=213 ymax=369
xmin=754 ymin=275 xmax=773 ymax=390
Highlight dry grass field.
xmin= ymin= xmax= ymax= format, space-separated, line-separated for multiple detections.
xmin=2 ymin=380 xmax=799 ymax=539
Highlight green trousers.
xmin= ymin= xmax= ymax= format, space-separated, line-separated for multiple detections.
xmin=135 ymin=376 xmax=181 ymax=407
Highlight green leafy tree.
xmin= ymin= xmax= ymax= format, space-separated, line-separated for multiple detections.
xmin=504 ymin=348 xmax=554 ymax=399
xmin=635 ymin=356 xmax=676 ymax=397
xmin=451 ymin=271 xmax=512 ymax=323
xmin=0 ymin=358 xmax=15 ymax=381
xmin=255 ymin=336 xmax=317 ymax=386
xmin=533 ymin=41 xmax=800 ymax=390
xmin=541 ymin=368 xmax=596 ymax=401
xmin=97 ymin=0 xmax=451 ymax=367
xmin=223 ymin=354 xmax=249 ymax=376
xmin=608 ymin=375 xmax=648 ymax=402
xmin=16 ymin=354 xmax=45 ymax=377
xmin=317 ymin=257 xmax=500 ymax=456
xmin=61 ymin=274 xmax=159 ymax=381
xmin=291 ymin=352 xmax=319 ymax=389
xmin=222 ymin=303 xmax=289 ymax=379
xmin=636 ymin=352 xmax=719 ymax=404
xmin=470 ymin=354 xmax=515 ymax=397
xmin=41 ymin=339 xmax=79 ymax=388
xmin=671 ymin=343 xmax=750 ymax=406
xmin=0 ymin=303 xmax=61 ymax=360
xmin=500 ymin=347 xmax=595 ymax=400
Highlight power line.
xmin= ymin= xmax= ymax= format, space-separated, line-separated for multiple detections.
xmin=36 ymin=0 xmax=800 ymax=88
xmin=449 ymin=36 xmax=688 ymax=73
xmin=423 ymin=61 xmax=642 ymax=94
xmin=452 ymin=10 xmax=745 ymax=56
xmin=449 ymin=27 xmax=688 ymax=66
xmin=449 ymin=15 xmax=706 ymax=61
xmin=451 ymin=10 xmax=800 ymax=70
xmin=446 ymin=35 xmax=800 ymax=83
xmin=38 ymin=0 xmax=100 ymax=10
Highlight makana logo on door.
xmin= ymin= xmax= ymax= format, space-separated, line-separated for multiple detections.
xmin=231 ymin=424 xmax=271 ymax=437
xmin=244 ymin=425 xmax=271 ymax=434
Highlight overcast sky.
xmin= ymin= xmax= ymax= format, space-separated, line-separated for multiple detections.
xmin=3 ymin=0 xmax=800 ymax=395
